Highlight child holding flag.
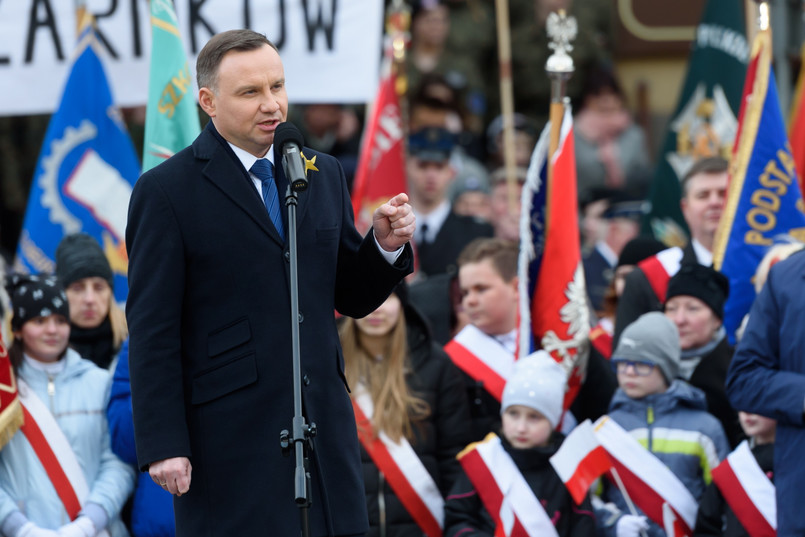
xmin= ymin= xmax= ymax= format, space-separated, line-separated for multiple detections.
xmin=597 ymin=312 xmax=729 ymax=537
xmin=694 ymin=412 xmax=776 ymax=537
xmin=443 ymin=352 xmax=595 ymax=536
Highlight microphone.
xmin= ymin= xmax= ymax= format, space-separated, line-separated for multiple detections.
xmin=273 ymin=122 xmax=308 ymax=192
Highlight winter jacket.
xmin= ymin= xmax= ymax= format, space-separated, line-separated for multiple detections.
xmin=358 ymin=306 xmax=473 ymax=537
xmin=108 ymin=340 xmax=175 ymax=537
xmin=443 ymin=432 xmax=596 ymax=537
xmin=693 ymin=442 xmax=774 ymax=537
xmin=599 ymin=381 xmax=730 ymax=537
xmin=0 ymin=349 xmax=135 ymax=536
xmin=683 ymin=332 xmax=742 ymax=448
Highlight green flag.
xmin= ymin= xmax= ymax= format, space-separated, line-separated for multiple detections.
xmin=643 ymin=0 xmax=747 ymax=245
xmin=142 ymin=0 xmax=200 ymax=172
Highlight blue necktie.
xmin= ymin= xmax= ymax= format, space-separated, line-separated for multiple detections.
xmin=251 ymin=159 xmax=284 ymax=240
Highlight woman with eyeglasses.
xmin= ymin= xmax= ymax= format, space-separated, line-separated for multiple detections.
xmin=595 ymin=312 xmax=729 ymax=537
xmin=663 ymin=263 xmax=740 ymax=447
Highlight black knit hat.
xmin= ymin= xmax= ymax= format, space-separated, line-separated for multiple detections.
xmin=617 ymin=237 xmax=666 ymax=268
xmin=665 ymin=264 xmax=730 ymax=319
xmin=5 ymin=274 xmax=69 ymax=331
xmin=55 ymin=233 xmax=113 ymax=289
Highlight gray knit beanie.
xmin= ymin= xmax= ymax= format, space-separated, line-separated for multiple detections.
xmin=55 ymin=233 xmax=113 ymax=289
xmin=501 ymin=351 xmax=567 ymax=428
xmin=612 ymin=312 xmax=680 ymax=384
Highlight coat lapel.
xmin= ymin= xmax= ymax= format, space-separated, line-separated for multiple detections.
xmin=194 ymin=126 xmax=285 ymax=246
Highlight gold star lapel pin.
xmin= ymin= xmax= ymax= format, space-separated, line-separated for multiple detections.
xmin=300 ymin=151 xmax=318 ymax=176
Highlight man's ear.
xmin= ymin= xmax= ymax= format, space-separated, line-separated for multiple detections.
xmin=198 ymin=88 xmax=216 ymax=117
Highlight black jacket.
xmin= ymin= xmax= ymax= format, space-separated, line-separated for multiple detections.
xmin=694 ymin=443 xmax=774 ymax=537
xmin=444 ymin=433 xmax=596 ymax=537
xmin=688 ymin=335 xmax=743 ymax=448
xmin=360 ymin=305 xmax=473 ymax=537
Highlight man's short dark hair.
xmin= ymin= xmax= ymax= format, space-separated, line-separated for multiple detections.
xmin=196 ymin=29 xmax=278 ymax=91
xmin=457 ymin=238 xmax=518 ymax=282
xmin=681 ymin=156 xmax=729 ymax=197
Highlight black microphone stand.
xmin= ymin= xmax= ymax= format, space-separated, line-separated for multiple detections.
xmin=279 ymin=179 xmax=316 ymax=537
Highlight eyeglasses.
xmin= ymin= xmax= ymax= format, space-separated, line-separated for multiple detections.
xmin=612 ymin=359 xmax=656 ymax=376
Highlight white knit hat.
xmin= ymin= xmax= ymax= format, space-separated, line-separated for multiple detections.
xmin=501 ymin=351 xmax=567 ymax=428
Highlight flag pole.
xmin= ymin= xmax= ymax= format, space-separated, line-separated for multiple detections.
xmin=609 ymin=466 xmax=650 ymax=537
xmin=388 ymin=0 xmax=410 ymax=142
xmin=493 ymin=0 xmax=519 ymax=213
xmin=545 ymin=10 xmax=576 ymax=218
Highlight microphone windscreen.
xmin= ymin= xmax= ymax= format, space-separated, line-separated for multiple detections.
xmin=273 ymin=122 xmax=305 ymax=153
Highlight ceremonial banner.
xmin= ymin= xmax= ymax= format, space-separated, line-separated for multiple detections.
xmin=14 ymin=18 xmax=140 ymax=302
xmin=0 ymin=335 xmax=22 ymax=450
xmin=518 ymin=107 xmax=588 ymax=410
xmin=142 ymin=0 xmax=201 ymax=172
xmin=789 ymin=42 xmax=805 ymax=198
xmin=643 ymin=0 xmax=747 ymax=244
xmin=351 ymin=71 xmax=406 ymax=234
xmin=712 ymin=27 xmax=805 ymax=343
xmin=0 ymin=1 xmax=384 ymax=115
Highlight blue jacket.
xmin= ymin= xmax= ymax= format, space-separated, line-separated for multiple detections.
xmin=600 ymin=381 xmax=729 ymax=537
xmin=0 ymin=349 xmax=135 ymax=535
xmin=108 ymin=341 xmax=175 ymax=537
xmin=726 ymin=250 xmax=805 ymax=537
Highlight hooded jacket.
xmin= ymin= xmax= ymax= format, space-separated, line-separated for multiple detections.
xmin=600 ymin=381 xmax=729 ymax=537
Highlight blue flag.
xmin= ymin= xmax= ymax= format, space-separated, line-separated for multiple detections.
xmin=713 ymin=28 xmax=805 ymax=343
xmin=15 ymin=22 xmax=140 ymax=302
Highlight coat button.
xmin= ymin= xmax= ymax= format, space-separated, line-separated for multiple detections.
xmin=298 ymin=312 xmax=304 ymax=323
xmin=303 ymin=374 xmax=311 ymax=386
xmin=284 ymin=251 xmax=290 ymax=262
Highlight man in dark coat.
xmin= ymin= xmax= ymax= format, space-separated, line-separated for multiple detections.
xmin=407 ymin=126 xmax=493 ymax=278
xmin=614 ymin=156 xmax=727 ymax=346
xmin=126 ymin=30 xmax=414 ymax=537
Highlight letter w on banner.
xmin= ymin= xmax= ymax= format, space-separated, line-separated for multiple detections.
xmin=350 ymin=9 xmax=407 ymax=235
xmin=712 ymin=24 xmax=805 ymax=343
xmin=517 ymin=106 xmax=589 ymax=410
xmin=13 ymin=15 xmax=140 ymax=303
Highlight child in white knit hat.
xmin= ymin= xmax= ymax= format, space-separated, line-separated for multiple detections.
xmin=444 ymin=352 xmax=596 ymax=536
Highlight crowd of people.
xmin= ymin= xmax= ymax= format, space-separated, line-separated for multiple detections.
xmin=0 ymin=1 xmax=801 ymax=536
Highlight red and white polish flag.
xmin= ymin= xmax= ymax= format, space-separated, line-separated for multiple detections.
xmin=711 ymin=441 xmax=776 ymax=537
xmin=593 ymin=416 xmax=698 ymax=535
xmin=549 ymin=419 xmax=612 ymax=505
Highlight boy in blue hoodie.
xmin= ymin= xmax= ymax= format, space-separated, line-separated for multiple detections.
xmin=597 ymin=311 xmax=729 ymax=537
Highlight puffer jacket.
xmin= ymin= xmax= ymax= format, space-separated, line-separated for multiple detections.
xmin=599 ymin=380 xmax=730 ymax=537
xmin=358 ymin=305 xmax=473 ymax=537
xmin=0 ymin=349 xmax=135 ymax=536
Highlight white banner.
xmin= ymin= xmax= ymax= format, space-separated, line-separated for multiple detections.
xmin=0 ymin=0 xmax=383 ymax=116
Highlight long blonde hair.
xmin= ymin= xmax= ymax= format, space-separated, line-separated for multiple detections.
xmin=338 ymin=307 xmax=430 ymax=443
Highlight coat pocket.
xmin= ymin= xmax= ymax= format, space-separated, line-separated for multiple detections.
xmin=207 ymin=317 xmax=251 ymax=357
xmin=191 ymin=352 xmax=257 ymax=405
xmin=316 ymin=226 xmax=339 ymax=242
